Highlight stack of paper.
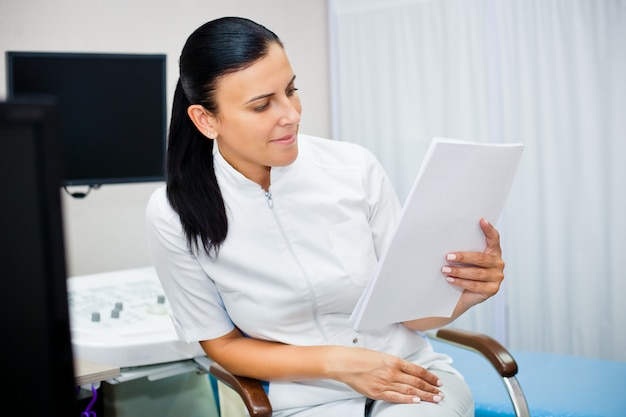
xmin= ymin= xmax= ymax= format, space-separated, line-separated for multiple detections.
xmin=350 ymin=137 xmax=524 ymax=330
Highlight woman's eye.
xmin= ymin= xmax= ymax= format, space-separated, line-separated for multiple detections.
xmin=253 ymin=102 xmax=270 ymax=112
xmin=287 ymin=87 xmax=299 ymax=96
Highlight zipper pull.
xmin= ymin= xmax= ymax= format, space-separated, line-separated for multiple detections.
xmin=265 ymin=191 xmax=274 ymax=208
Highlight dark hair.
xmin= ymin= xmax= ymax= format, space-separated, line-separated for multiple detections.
xmin=166 ymin=17 xmax=283 ymax=257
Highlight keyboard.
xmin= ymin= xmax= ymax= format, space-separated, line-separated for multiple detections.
xmin=67 ymin=266 xmax=205 ymax=368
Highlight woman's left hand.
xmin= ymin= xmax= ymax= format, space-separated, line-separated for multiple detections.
xmin=442 ymin=218 xmax=505 ymax=310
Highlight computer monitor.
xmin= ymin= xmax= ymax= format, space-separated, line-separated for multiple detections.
xmin=6 ymin=51 xmax=167 ymax=188
xmin=0 ymin=101 xmax=77 ymax=414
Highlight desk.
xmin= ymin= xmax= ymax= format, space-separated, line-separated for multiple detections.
xmin=75 ymin=358 xmax=120 ymax=386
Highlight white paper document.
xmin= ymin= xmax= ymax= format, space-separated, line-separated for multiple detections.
xmin=350 ymin=137 xmax=524 ymax=330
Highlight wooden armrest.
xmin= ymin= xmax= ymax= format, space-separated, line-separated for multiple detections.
xmin=209 ymin=362 xmax=273 ymax=417
xmin=434 ymin=328 xmax=518 ymax=378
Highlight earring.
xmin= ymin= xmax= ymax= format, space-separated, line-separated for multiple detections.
xmin=207 ymin=131 xmax=216 ymax=139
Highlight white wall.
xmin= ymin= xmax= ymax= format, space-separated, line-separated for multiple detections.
xmin=0 ymin=0 xmax=330 ymax=276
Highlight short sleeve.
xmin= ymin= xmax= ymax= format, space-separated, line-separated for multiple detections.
xmin=360 ymin=147 xmax=402 ymax=258
xmin=145 ymin=186 xmax=235 ymax=342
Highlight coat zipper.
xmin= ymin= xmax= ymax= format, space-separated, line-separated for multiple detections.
xmin=265 ymin=191 xmax=273 ymax=208
xmin=264 ymin=189 xmax=328 ymax=341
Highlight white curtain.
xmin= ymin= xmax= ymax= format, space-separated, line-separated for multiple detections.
xmin=328 ymin=0 xmax=626 ymax=361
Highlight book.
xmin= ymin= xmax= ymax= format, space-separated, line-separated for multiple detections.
xmin=350 ymin=137 xmax=524 ymax=330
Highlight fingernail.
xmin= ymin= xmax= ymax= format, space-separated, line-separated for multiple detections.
xmin=412 ymin=397 xmax=421 ymax=403
xmin=442 ymin=266 xmax=452 ymax=273
xmin=437 ymin=380 xmax=443 ymax=387
xmin=433 ymin=395 xmax=442 ymax=402
xmin=446 ymin=253 xmax=456 ymax=261
xmin=446 ymin=277 xmax=455 ymax=283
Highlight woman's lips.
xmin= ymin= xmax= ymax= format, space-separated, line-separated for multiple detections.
xmin=271 ymin=133 xmax=297 ymax=145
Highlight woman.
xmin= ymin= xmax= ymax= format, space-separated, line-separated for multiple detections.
xmin=146 ymin=16 xmax=504 ymax=417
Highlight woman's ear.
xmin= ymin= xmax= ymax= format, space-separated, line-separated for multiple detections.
xmin=187 ymin=104 xmax=218 ymax=139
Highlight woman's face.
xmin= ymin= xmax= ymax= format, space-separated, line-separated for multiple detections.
xmin=210 ymin=42 xmax=302 ymax=187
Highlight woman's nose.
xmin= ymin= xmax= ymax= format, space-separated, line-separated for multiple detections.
xmin=279 ymin=99 xmax=301 ymax=126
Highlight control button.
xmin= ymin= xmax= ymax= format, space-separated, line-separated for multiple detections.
xmin=352 ymin=337 xmax=359 ymax=344
xmin=147 ymin=295 xmax=168 ymax=315
xmin=115 ymin=302 xmax=123 ymax=311
xmin=91 ymin=312 xmax=101 ymax=322
xmin=111 ymin=309 xmax=120 ymax=318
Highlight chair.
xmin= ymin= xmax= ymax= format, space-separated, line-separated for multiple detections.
xmin=208 ymin=328 xmax=530 ymax=417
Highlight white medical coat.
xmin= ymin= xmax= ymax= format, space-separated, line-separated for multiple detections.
xmin=146 ymin=134 xmax=457 ymax=413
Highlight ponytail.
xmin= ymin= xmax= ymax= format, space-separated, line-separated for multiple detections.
xmin=166 ymin=79 xmax=227 ymax=257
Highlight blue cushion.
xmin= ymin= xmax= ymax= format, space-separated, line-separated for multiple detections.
xmin=430 ymin=339 xmax=626 ymax=417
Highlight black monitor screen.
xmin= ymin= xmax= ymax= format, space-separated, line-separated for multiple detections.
xmin=0 ymin=101 xmax=77 ymax=414
xmin=6 ymin=51 xmax=166 ymax=186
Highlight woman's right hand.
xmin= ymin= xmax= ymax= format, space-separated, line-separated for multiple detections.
xmin=326 ymin=346 xmax=444 ymax=404
xmin=201 ymin=329 xmax=443 ymax=404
